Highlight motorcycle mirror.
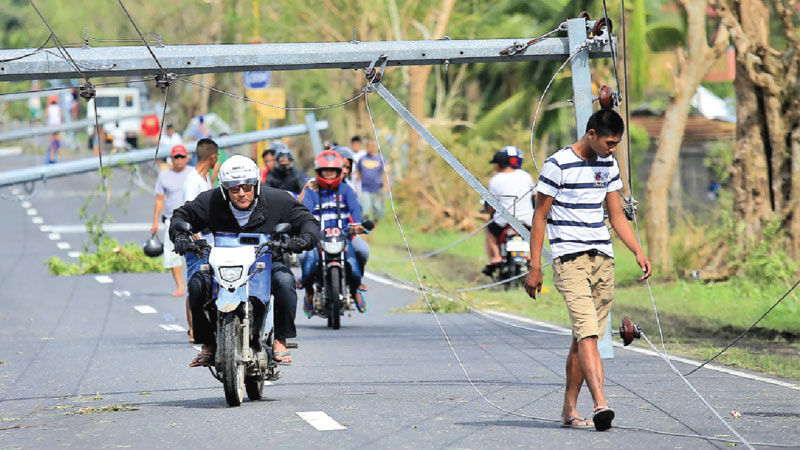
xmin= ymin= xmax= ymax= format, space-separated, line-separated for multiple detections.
xmin=274 ymin=223 xmax=291 ymax=234
xmin=173 ymin=221 xmax=193 ymax=233
xmin=362 ymin=220 xmax=375 ymax=231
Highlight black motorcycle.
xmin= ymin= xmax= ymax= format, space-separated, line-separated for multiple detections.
xmin=491 ymin=225 xmax=531 ymax=290
xmin=308 ymin=220 xmax=373 ymax=329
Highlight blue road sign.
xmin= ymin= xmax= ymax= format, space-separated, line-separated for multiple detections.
xmin=244 ymin=71 xmax=271 ymax=90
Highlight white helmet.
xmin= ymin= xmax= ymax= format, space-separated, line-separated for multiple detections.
xmin=218 ymin=155 xmax=260 ymax=200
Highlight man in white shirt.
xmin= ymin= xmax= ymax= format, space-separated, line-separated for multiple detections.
xmin=483 ymin=150 xmax=536 ymax=275
xmin=162 ymin=123 xmax=183 ymax=150
xmin=181 ymin=138 xmax=219 ymax=342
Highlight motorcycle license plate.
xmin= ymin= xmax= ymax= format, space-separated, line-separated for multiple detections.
xmin=505 ymin=240 xmax=529 ymax=252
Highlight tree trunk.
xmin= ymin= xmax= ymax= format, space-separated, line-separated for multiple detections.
xmin=406 ymin=0 xmax=454 ymax=178
xmin=644 ymin=0 xmax=728 ymax=275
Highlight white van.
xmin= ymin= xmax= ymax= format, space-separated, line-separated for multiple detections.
xmin=86 ymin=87 xmax=144 ymax=147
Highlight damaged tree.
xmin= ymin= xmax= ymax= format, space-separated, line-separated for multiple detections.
xmin=700 ymin=0 xmax=800 ymax=279
xmin=644 ymin=0 xmax=729 ymax=276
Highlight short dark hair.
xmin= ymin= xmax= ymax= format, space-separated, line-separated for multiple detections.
xmin=196 ymin=138 xmax=218 ymax=163
xmin=585 ymin=109 xmax=625 ymax=137
xmin=262 ymin=148 xmax=276 ymax=158
xmin=350 ymin=136 xmax=361 ymax=143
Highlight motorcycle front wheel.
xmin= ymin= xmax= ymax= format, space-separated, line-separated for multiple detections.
xmin=327 ymin=266 xmax=342 ymax=330
xmin=219 ymin=313 xmax=245 ymax=406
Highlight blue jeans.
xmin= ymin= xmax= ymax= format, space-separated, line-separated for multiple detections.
xmin=300 ymin=242 xmax=362 ymax=291
xmin=350 ymin=235 xmax=370 ymax=274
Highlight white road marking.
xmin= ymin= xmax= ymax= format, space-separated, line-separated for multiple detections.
xmin=364 ymin=271 xmax=418 ymax=292
xmin=160 ymin=324 xmax=186 ymax=332
xmin=20 ymin=201 xmax=31 ymax=208
xmin=296 ymin=411 xmax=346 ymax=431
xmin=113 ymin=290 xmax=131 ymax=297
xmin=56 ymin=242 xmax=71 ymax=250
xmin=67 ymin=251 xmax=82 ymax=258
xmin=484 ymin=310 xmax=800 ymax=391
xmin=134 ymin=305 xmax=157 ymax=314
xmin=47 ymin=233 xmax=61 ymax=240
xmin=193 ymin=345 xmax=202 ymax=351
xmin=94 ymin=275 xmax=113 ymax=284
xmin=32 ymin=217 xmax=44 ymax=224
xmin=264 ymin=381 xmax=274 ymax=386
xmin=26 ymin=208 xmax=37 ymax=216
xmin=11 ymin=187 xmax=20 ymax=195
xmin=0 ymin=146 xmax=22 ymax=156
xmin=40 ymin=222 xmax=154 ymax=234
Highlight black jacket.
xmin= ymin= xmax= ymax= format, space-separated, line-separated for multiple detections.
xmin=170 ymin=185 xmax=319 ymax=258
xmin=265 ymin=167 xmax=309 ymax=195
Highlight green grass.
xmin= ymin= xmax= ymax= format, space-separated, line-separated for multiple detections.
xmin=365 ymin=218 xmax=800 ymax=380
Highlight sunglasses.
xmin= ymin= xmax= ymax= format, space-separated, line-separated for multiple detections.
xmin=228 ymin=184 xmax=255 ymax=194
xmin=172 ymin=154 xmax=187 ymax=159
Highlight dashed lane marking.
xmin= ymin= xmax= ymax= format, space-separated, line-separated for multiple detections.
xmin=134 ymin=305 xmax=157 ymax=314
xmin=56 ymin=242 xmax=71 ymax=250
xmin=40 ymin=222 xmax=154 ymax=234
xmin=160 ymin=324 xmax=186 ymax=332
xmin=26 ymin=208 xmax=37 ymax=216
xmin=32 ymin=217 xmax=43 ymax=224
xmin=47 ymin=233 xmax=60 ymax=240
xmin=94 ymin=275 xmax=113 ymax=284
xmin=296 ymin=411 xmax=346 ymax=431
xmin=67 ymin=251 xmax=81 ymax=259
xmin=113 ymin=290 xmax=131 ymax=297
xmin=20 ymin=201 xmax=31 ymax=208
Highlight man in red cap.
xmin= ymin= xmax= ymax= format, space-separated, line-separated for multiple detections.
xmin=151 ymin=144 xmax=192 ymax=300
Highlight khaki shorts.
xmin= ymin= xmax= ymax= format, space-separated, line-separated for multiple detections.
xmin=552 ymin=252 xmax=614 ymax=341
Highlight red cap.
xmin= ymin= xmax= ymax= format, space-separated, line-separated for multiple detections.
xmin=171 ymin=145 xmax=188 ymax=157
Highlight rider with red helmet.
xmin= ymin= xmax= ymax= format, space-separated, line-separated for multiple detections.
xmin=299 ymin=150 xmax=367 ymax=315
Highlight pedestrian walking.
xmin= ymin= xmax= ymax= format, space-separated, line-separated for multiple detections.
xmin=524 ymin=109 xmax=651 ymax=432
xmin=354 ymin=138 xmax=387 ymax=223
xmin=151 ymin=144 xmax=192 ymax=298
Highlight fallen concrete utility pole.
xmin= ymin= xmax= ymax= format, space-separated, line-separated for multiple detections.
xmin=0 ymin=119 xmax=327 ymax=187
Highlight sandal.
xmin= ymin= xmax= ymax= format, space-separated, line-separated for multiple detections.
xmin=560 ymin=417 xmax=593 ymax=428
xmin=302 ymin=293 xmax=314 ymax=318
xmin=189 ymin=345 xmax=215 ymax=367
xmin=592 ymin=407 xmax=615 ymax=431
xmin=355 ymin=290 xmax=367 ymax=313
xmin=273 ymin=351 xmax=292 ymax=366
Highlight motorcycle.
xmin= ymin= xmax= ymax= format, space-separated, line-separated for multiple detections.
xmin=175 ymin=221 xmax=293 ymax=407
xmin=308 ymin=220 xmax=373 ymax=329
xmin=494 ymin=225 xmax=530 ymax=290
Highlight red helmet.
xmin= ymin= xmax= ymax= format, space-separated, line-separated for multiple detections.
xmin=314 ymin=150 xmax=344 ymax=190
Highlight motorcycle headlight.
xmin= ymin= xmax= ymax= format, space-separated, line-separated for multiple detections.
xmin=321 ymin=240 xmax=345 ymax=254
xmin=218 ymin=266 xmax=243 ymax=282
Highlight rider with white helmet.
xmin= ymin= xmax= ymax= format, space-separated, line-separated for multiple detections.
xmin=171 ymin=155 xmax=320 ymax=367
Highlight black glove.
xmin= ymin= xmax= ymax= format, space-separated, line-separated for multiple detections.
xmin=174 ymin=233 xmax=193 ymax=256
xmin=288 ymin=236 xmax=308 ymax=254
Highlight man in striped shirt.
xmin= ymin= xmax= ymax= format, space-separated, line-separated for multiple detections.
xmin=524 ymin=109 xmax=651 ymax=431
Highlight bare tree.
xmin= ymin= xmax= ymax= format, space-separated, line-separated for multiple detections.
xmin=644 ymin=0 xmax=729 ymax=275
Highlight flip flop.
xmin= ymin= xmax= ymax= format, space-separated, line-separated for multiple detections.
xmin=592 ymin=407 xmax=615 ymax=431
xmin=273 ymin=351 xmax=292 ymax=366
xmin=189 ymin=347 xmax=215 ymax=367
xmin=355 ymin=290 xmax=367 ymax=313
xmin=560 ymin=417 xmax=593 ymax=429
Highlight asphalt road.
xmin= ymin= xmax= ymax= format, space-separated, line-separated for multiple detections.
xmin=1 ymin=156 xmax=798 ymax=449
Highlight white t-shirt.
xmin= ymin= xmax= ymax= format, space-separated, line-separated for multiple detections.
xmin=536 ymin=146 xmax=623 ymax=259
xmin=488 ymin=169 xmax=536 ymax=227
xmin=162 ymin=131 xmax=183 ymax=149
xmin=183 ymin=168 xmax=214 ymax=243
xmin=112 ymin=127 xmax=126 ymax=149
xmin=46 ymin=104 xmax=62 ymax=127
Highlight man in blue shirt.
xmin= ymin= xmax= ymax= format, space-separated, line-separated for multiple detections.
xmin=355 ymin=139 xmax=386 ymax=224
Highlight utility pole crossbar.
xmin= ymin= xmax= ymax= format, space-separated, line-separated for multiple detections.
xmin=0 ymin=37 xmax=613 ymax=81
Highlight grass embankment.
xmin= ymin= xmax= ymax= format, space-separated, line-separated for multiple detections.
xmin=364 ymin=218 xmax=800 ymax=381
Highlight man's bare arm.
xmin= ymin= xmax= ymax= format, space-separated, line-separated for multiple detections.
xmin=606 ymin=192 xmax=651 ymax=279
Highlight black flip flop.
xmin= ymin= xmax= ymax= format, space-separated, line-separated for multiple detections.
xmin=592 ymin=407 xmax=615 ymax=431
xmin=560 ymin=417 xmax=593 ymax=429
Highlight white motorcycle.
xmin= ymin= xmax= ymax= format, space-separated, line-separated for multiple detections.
xmin=176 ymin=222 xmax=293 ymax=407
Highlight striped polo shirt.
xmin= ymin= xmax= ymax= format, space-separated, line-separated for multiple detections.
xmin=536 ymin=146 xmax=623 ymax=259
